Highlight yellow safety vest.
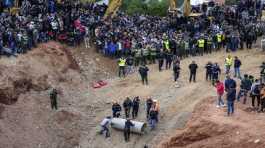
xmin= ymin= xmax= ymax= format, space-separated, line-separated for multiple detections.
xmin=198 ymin=39 xmax=205 ymax=48
xmin=217 ymin=34 xmax=222 ymax=43
xmin=225 ymin=58 xmax=233 ymax=66
xmin=119 ymin=58 xmax=126 ymax=67
xmin=164 ymin=40 xmax=170 ymax=51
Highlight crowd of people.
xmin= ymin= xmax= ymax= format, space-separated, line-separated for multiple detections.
xmin=0 ymin=0 xmax=107 ymax=56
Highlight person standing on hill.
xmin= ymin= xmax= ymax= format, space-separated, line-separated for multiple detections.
xmin=212 ymin=63 xmax=221 ymax=85
xmin=112 ymin=101 xmax=122 ymax=118
xmin=225 ymin=75 xmax=237 ymax=116
xmin=50 ymin=88 xmax=58 ymax=110
xmin=225 ymin=55 xmax=233 ymax=74
xmin=173 ymin=62 xmax=181 ymax=82
xmin=189 ymin=61 xmax=198 ymax=83
xmin=250 ymin=79 xmax=261 ymax=109
xmin=132 ymin=96 xmax=140 ymax=119
xmin=118 ymin=57 xmax=126 ymax=78
xmin=138 ymin=64 xmax=149 ymax=85
xmin=146 ymin=97 xmax=153 ymax=119
xmin=124 ymin=119 xmax=134 ymax=142
xmin=216 ymin=80 xmax=225 ymax=107
xmin=205 ymin=61 xmax=213 ymax=81
xmin=234 ymin=56 xmax=242 ymax=79
xmin=259 ymin=84 xmax=265 ymax=112
xmin=123 ymin=97 xmax=133 ymax=118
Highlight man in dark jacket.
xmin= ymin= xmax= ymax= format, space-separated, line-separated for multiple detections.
xmin=157 ymin=51 xmax=164 ymax=71
xmin=112 ymin=101 xmax=122 ymax=118
xmin=173 ymin=62 xmax=181 ymax=82
xmin=123 ymin=97 xmax=133 ymax=118
xmin=205 ymin=61 xmax=213 ymax=81
xmin=124 ymin=119 xmax=134 ymax=142
xmin=138 ymin=64 xmax=149 ymax=85
xmin=212 ymin=63 xmax=221 ymax=85
xmin=237 ymin=74 xmax=252 ymax=103
xmin=146 ymin=97 xmax=153 ymax=119
xmin=50 ymin=88 xmax=58 ymax=110
xmin=234 ymin=56 xmax=242 ymax=79
xmin=227 ymin=87 xmax=236 ymax=116
xmin=189 ymin=61 xmax=198 ymax=82
xmin=132 ymin=96 xmax=140 ymax=119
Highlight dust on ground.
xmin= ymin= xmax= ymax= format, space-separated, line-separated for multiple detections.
xmin=159 ymin=97 xmax=265 ymax=148
xmin=0 ymin=40 xmax=264 ymax=148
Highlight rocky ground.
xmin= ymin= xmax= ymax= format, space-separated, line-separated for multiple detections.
xmin=0 ymin=41 xmax=264 ymax=148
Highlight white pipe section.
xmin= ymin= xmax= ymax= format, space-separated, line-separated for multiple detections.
xmin=111 ymin=118 xmax=147 ymax=134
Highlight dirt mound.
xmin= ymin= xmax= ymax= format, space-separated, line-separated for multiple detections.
xmin=0 ymin=41 xmax=80 ymax=106
xmin=0 ymin=42 xmax=87 ymax=148
xmin=159 ymin=98 xmax=265 ymax=148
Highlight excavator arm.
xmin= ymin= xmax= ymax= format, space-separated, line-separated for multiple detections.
xmin=104 ymin=0 xmax=123 ymax=19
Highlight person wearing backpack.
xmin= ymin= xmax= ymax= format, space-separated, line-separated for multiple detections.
xmin=251 ymin=79 xmax=261 ymax=109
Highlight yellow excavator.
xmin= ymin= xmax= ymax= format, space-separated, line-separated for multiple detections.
xmin=104 ymin=0 xmax=191 ymax=18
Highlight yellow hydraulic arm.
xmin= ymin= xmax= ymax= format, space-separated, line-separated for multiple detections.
xmin=104 ymin=0 xmax=123 ymax=19
xmin=169 ymin=0 xmax=177 ymax=11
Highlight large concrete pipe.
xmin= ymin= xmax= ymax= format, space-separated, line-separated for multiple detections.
xmin=111 ymin=118 xmax=147 ymax=134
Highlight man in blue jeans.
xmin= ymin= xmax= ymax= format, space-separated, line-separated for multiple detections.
xmin=234 ymin=56 xmax=242 ymax=79
xmin=227 ymin=88 xmax=236 ymax=116
xmin=225 ymin=75 xmax=237 ymax=116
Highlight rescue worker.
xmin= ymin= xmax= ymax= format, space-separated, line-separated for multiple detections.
xmin=165 ymin=51 xmax=173 ymax=69
xmin=234 ymin=56 xmax=242 ymax=79
xmin=123 ymin=97 xmax=133 ymax=118
xmin=173 ymin=62 xmax=181 ymax=82
xmin=99 ymin=116 xmax=111 ymax=138
xmin=146 ymin=97 xmax=153 ymax=119
xmin=225 ymin=75 xmax=237 ymax=116
xmin=124 ymin=119 xmax=134 ymax=142
xmin=163 ymin=38 xmax=170 ymax=52
xmin=237 ymin=74 xmax=252 ymax=103
xmin=142 ymin=46 xmax=149 ymax=65
xmin=212 ymin=63 xmax=221 ymax=85
xmin=197 ymin=37 xmax=205 ymax=56
xmin=112 ymin=101 xmax=122 ymax=118
xmin=225 ymin=55 xmax=233 ymax=74
xmin=149 ymin=45 xmax=157 ymax=64
xmin=134 ymin=48 xmax=142 ymax=66
xmin=152 ymin=100 xmax=160 ymax=122
xmin=207 ymin=35 xmax=213 ymax=54
xmin=251 ymin=79 xmax=261 ymax=109
xmin=259 ymin=83 xmax=265 ymax=112
xmin=126 ymin=55 xmax=134 ymax=75
xmin=205 ymin=61 xmax=213 ymax=81
xmin=157 ymin=49 xmax=164 ymax=71
xmin=50 ymin=88 xmax=58 ymax=110
xmin=138 ymin=64 xmax=149 ymax=85
xmin=189 ymin=61 xmax=198 ymax=83
xmin=149 ymin=107 xmax=158 ymax=130
xmin=217 ymin=33 xmax=222 ymax=50
xmin=118 ymin=57 xmax=126 ymax=78
xmin=260 ymin=62 xmax=265 ymax=83
xmin=132 ymin=96 xmax=140 ymax=119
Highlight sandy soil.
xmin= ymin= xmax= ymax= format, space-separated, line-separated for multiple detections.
xmin=159 ymin=97 xmax=265 ymax=148
xmin=0 ymin=41 xmax=264 ymax=148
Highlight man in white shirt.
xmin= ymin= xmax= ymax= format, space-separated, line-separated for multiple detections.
xmin=99 ymin=116 xmax=112 ymax=138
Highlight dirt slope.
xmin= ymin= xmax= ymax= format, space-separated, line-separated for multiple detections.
xmin=0 ymin=41 xmax=264 ymax=148
xmin=159 ymin=97 xmax=265 ymax=148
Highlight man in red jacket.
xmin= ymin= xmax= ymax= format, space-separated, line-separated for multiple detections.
xmin=216 ymin=80 xmax=225 ymax=107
